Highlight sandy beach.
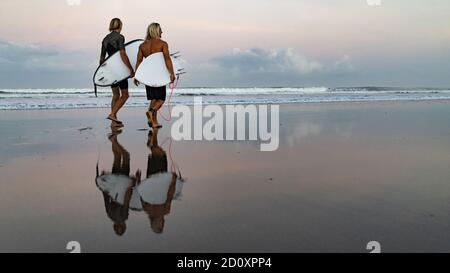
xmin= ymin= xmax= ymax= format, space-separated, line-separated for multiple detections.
xmin=1 ymin=100 xmax=450 ymax=253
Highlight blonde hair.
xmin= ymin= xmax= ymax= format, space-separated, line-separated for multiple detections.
xmin=146 ymin=23 xmax=162 ymax=40
xmin=109 ymin=18 xmax=122 ymax=31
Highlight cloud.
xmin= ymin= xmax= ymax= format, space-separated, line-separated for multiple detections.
xmin=333 ymin=55 xmax=356 ymax=72
xmin=211 ymin=48 xmax=323 ymax=76
xmin=0 ymin=40 xmax=97 ymax=88
xmin=0 ymin=40 xmax=94 ymax=72
xmin=183 ymin=47 xmax=356 ymax=87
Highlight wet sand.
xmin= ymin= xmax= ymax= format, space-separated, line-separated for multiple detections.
xmin=1 ymin=101 xmax=450 ymax=253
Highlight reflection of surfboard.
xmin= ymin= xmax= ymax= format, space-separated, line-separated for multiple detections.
xmin=129 ymin=189 xmax=143 ymax=211
xmin=173 ymin=178 xmax=184 ymax=200
xmin=93 ymin=39 xmax=143 ymax=96
xmin=96 ymin=174 xmax=143 ymax=211
xmin=96 ymin=174 xmax=133 ymax=205
xmin=138 ymin=173 xmax=173 ymax=205
xmin=135 ymin=52 xmax=184 ymax=87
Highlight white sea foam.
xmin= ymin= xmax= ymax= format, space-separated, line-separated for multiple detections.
xmin=1 ymin=87 xmax=450 ymax=110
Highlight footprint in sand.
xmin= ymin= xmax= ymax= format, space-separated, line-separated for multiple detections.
xmin=78 ymin=127 xmax=93 ymax=132
xmin=11 ymin=143 xmax=33 ymax=146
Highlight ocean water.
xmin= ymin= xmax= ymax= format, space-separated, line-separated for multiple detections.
xmin=1 ymin=87 xmax=450 ymax=110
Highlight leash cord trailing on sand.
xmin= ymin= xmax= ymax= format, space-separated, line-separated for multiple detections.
xmin=158 ymin=75 xmax=180 ymax=122
xmin=160 ymin=136 xmax=181 ymax=176
xmin=94 ymin=99 xmax=104 ymax=178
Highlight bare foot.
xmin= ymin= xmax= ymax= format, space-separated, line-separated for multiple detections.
xmin=107 ymin=114 xmax=122 ymax=124
xmin=111 ymin=121 xmax=124 ymax=128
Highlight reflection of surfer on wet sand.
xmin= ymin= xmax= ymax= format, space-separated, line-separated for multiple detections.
xmin=95 ymin=127 xmax=141 ymax=236
xmin=95 ymin=127 xmax=186 ymax=235
xmin=136 ymin=128 xmax=185 ymax=234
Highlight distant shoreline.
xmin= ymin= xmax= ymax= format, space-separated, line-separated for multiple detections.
xmin=2 ymin=86 xmax=450 ymax=110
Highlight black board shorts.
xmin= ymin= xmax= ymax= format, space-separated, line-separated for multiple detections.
xmin=111 ymin=79 xmax=129 ymax=90
xmin=146 ymin=152 xmax=168 ymax=178
xmin=146 ymin=85 xmax=166 ymax=101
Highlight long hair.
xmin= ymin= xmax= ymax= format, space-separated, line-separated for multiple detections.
xmin=109 ymin=18 xmax=123 ymax=31
xmin=146 ymin=23 xmax=161 ymax=40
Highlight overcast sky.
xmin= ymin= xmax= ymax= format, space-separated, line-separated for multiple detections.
xmin=0 ymin=0 xmax=450 ymax=88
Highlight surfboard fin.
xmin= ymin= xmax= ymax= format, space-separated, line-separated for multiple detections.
xmin=94 ymin=84 xmax=98 ymax=98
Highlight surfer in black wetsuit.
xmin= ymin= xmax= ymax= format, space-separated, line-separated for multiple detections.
xmin=95 ymin=127 xmax=140 ymax=236
xmin=134 ymin=23 xmax=175 ymax=129
xmin=100 ymin=18 xmax=134 ymax=127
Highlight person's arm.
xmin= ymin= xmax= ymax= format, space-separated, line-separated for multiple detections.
xmin=118 ymin=35 xmax=134 ymax=76
xmin=163 ymin=174 xmax=178 ymax=215
xmin=162 ymin=42 xmax=175 ymax=83
xmin=123 ymin=188 xmax=133 ymax=209
xmin=120 ymin=50 xmax=134 ymax=75
xmin=124 ymin=170 xmax=141 ymax=208
xmin=135 ymin=46 xmax=144 ymax=71
xmin=100 ymin=41 xmax=106 ymax=65
xmin=134 ymin=46 xmax=144 ymax=86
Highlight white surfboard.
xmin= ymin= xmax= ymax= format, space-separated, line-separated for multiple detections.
xmin=93 ymin=39 xmax=143 ymax=95
xmin=135 ymin=52 xmax=184 ymax=87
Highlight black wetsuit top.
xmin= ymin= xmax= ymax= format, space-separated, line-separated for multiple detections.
xmin=100 ymin=31 xmax=125 ymax=60
xmin=99 ymin=32 xmax=129 ymax=89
